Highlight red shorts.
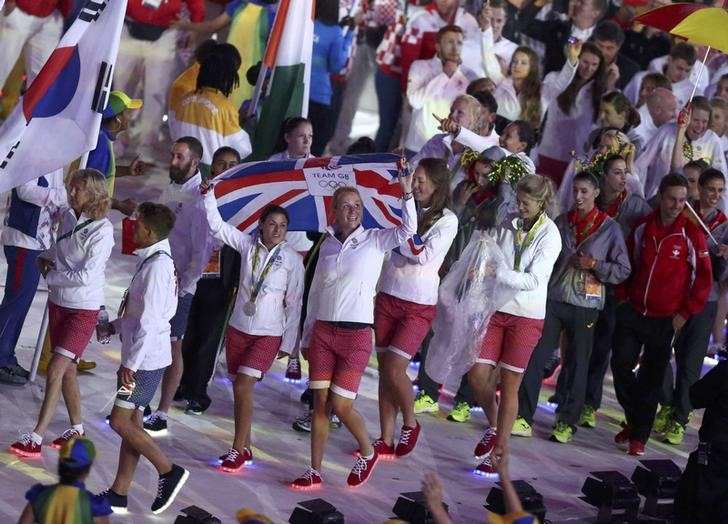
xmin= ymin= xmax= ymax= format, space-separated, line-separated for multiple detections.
xmin=308 ymin=320 xmax=373 ymax=399
xmin=48 ymin=301 xmax=99 ymax=362
xmin=374 ymin=293 xmax=436 ymax=359
xmin=225 ymin=326 xmax=282 ymax=379
xmin=478 ymin=312 xmax=544 ymax=373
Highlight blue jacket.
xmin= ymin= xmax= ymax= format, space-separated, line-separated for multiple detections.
xmin=310 ymin=21 xmax=354 ymax=106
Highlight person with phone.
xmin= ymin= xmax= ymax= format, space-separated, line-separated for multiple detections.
xmin=101 ymin=203 xmax=189 ymax=516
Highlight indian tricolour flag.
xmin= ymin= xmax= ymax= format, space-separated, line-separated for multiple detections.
xmin=249 ymin=0 xmax=314 ymax=160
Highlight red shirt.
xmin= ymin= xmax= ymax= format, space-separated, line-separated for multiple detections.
xmin=126 ymin=0 xmax=205 ymax=28
xmin=16 ymin=0 xmax=71 ymax=18
xmin=619 ymin=211 xmax=712 ymax=319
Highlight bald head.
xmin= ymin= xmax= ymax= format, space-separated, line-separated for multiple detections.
xmin=647 ymin=87 xmax=678 ymax=127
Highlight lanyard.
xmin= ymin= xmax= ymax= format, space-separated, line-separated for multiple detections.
xmin=118 ymin=251 xmax=174 ymax=317
xmin=514 ymin=213 xmax=547 ymax=271
xmin=249 ymin=241 xmax=283 ymax=303
xmin=57 ymin=219 xmax=93 ymax=242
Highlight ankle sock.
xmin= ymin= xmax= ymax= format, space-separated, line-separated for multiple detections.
xmin=72 ymin=423 xmax=84 ymax=434
xmin=30 ymin=432 xmax=42 ymax=445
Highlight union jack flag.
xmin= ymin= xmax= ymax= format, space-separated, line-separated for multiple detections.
xmin=213 ymin=153 xmax=404 ymax=233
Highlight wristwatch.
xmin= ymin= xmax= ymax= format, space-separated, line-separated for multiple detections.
xmin=403 ymin=192 xmax=414 ymax=200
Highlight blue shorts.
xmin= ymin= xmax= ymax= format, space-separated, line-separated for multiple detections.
xmin=114 ymin=368 xmax=165 ymax=410
xmin=169 ymin=292 xmax=194 ymax=341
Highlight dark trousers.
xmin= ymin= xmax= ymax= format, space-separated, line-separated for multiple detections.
xmin=610 ymin=303 xmax=675 ymax=443
xmin=674 ymin=445 xmax=728 ymax=523
xmin=518 ymin=300 xmax=599 ymax=426
xmin=584 ymin=290 xmax=618 ymax=410
xmin=661 ymin=301 xmax=717 ymax=425
xmin=308 ymin=100 xmax=336 ymax=157
xmin=179 ymin=278 xmax=230 ymax=406
xmin=417 ymin=331 xmax=473 ymax=405
xmin=374 ymin=69 xmax=402 ymax=152
xmin=0 ymin=246 xmax=42 ymax=368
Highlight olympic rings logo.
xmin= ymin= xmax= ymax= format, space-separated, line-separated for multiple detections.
xmin=318 ymin=180 xmax=348 ymax=189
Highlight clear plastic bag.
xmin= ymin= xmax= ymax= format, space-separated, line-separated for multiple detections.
xmin=426 ymin=231 xmax=516 ymax=391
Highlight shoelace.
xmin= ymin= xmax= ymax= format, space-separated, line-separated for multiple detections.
xmin=18 ymin=432 xmax=33 ymax=445
xmin=156 ymin=477 xmax=167 ymax=498
xmin=399 ymin=427 xmax=414 ymax=445
xmin=301 ymin=468 xmax=319 ymax=481
xmin=479 ymin=456 xmax=494 ymax=469
xmin=351 ymin=456 xmax=369 ymax=476
xmin=224 ymin=448 xmax=240 ymax=462
xmin=482 ymin=427 xmax=496 ymax=441
xmin=60 ymin=428 xmax=80 ymax=440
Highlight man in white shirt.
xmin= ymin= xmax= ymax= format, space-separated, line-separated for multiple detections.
xmin=633 ymin=87 xmax=678 ymax=153
xmin=478 ymin=0 xmax=517 ymax=72
xmin=105 ymin=203 xmax=189 ymax=516
xmin=624 ymin=43 xmax=700 ymax=110
xmin=404 ymin=25 xmax=479 ymax=155
xmin=144 ymin=137 xmax=213 ymax=436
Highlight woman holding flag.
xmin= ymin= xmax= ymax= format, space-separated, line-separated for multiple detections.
xmin=292 ymin=161 xmax=415 ymax=490
xmin=373 ymin=158 xmax=457 ymax=459
xmin=199 ymin=179 xmax=304 ymax=473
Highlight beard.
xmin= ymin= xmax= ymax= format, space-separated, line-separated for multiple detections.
xmin=169 ymin=160 xmax=193 ymax=184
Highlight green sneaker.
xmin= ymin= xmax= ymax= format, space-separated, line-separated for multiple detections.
xmin=447 ymin=402 xmax=471 ymax=423
xmin=413 ymin=392 xmax=439 ymax=414
xmin=550 ymin=421 xmax=575 ymax=443
xmin=663 ymin=420 xmax=685 ymax=445
xmin=579 ymin=405 xmax=597 ymax=428
xmin=511 ymin=417 xmax=532 ymax=437
xmin=653 ymin=405 xmax=673 ymax=434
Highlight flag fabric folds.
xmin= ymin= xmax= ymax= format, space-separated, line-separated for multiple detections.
xmin=249 ymin=0 xmax=314 ymax=160
xmin=0 ymin=0 xmax=127 ymax=192
xmin=213 ymin=153 xmax=404 ymax=233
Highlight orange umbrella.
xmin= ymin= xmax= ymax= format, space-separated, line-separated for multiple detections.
xmin=634 ymin=3 xmax=728 ymax=54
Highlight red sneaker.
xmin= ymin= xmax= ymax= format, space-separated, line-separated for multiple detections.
xmin=291 ymin=467 xmax=322 ymax=490
xmin=474 ymin=456 xmax=499 ymax=478
xmin=10 ymin=433 xmax=42 ymax=458
xmin=347 ymin=451 xmax=379 ymax=488
xmin=614 ymin=426 xmax=631 ymax=449
xmin=50 ymin=428 xmax=84 ymax=450
xmin=474 ymin=426 xmax=497 ymax=459
xmin=285 ymin=357 xmax=302 ymax=383
xmin=219 ymin=447 xmax=253 ymax=472
xmin=372 ymin=438 xmax=395 ymax=458
xmin=395 ymin=422 xmax=420 ymax=457
xmin=628 ymin=439 xmax=645 ymax=456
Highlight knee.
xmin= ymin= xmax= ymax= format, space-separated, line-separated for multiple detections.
xmin=330 ymin=397 xmax=352 ymax=418
xmin=312 ymin=391 xmax=328 ymax=413
xmin=109 ymin=412 xmax=131 ymax=434
xmin=234 ymin=375 xmax=256 ymax=395
xmin=46 ymin=358 xmax=68 ymax=383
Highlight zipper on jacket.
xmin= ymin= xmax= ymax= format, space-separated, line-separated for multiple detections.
xmin=642 ymin=232 xmax=683 ymax=316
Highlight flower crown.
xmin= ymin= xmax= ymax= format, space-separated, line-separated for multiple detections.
xmin=486 ymin=155 xmax=531 ymax=187
xmin=572 ymin=136 xmax=631 ymax=180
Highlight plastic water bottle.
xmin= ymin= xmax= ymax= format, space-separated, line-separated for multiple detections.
xmin=96 ymin=306 xmax=111 ymax=344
